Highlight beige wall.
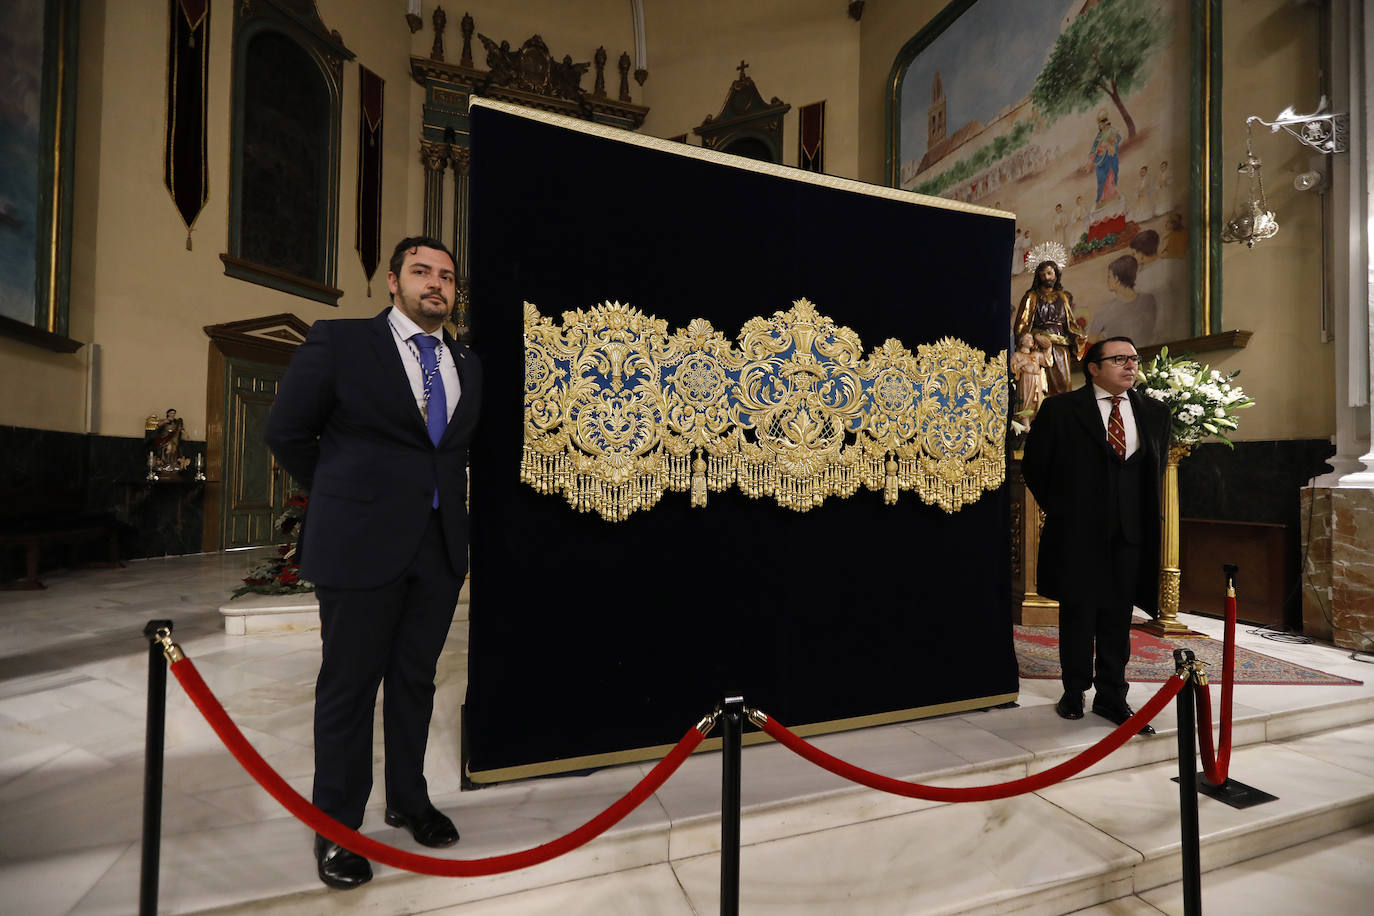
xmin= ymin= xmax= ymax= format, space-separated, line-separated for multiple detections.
xmin=638 ymin=0 xmax=860 ymax=178
xmin=0 ymin=0 xmax=1338 ymax=450
xmin=1210 ymin=0 xmax=1332 ymax=442
xmin=856 ymin=0 xmax=946 ymax=187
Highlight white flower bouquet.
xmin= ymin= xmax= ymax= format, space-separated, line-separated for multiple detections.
xmin=1137 ymin=346 xmax=1254 ymax=447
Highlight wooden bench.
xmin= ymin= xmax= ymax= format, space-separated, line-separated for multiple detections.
xmin=0 ymin=515 xmax=123 ymax=590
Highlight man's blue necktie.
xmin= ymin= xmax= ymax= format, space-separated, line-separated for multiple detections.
xmin=412 ymin=334 xmax=447 ymax=507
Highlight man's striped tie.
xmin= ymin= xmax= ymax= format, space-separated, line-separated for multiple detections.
xmin=1107 ymin=396 xmax=1126 ymax=460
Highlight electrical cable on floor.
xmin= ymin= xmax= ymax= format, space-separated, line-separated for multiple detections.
xmin=1249 ymin=627 xmax=1314 ymax=645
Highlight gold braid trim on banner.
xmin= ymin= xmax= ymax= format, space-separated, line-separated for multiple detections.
xmin=522 ymin=299 xmax=1007 ymax=521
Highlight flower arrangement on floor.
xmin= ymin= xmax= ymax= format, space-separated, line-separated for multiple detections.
xmin=232 ymin=493 xmax=314 ymax=597
xmin=1137 ymin=346 xmax=1254 ymax=447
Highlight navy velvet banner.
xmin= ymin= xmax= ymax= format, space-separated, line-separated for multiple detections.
xmin=465 ymin=101 xmax=1017 ymax=781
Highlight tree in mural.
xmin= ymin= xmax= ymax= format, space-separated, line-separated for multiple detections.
xmin=1031 ymin=0 xmax=1166 ymax=140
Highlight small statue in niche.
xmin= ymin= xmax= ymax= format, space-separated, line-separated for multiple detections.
xmin=147 ymin=409 xmax=190 ymax=474
xmin=1009 ymin=332 xmax=1054 ymax=429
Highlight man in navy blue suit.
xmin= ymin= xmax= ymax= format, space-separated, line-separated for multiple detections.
xmin=266 ymin=236 xmax=482 ymax=889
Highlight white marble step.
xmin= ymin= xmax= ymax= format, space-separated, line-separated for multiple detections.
xmin=63 ymin=709 xmax=1374 ymax=915
xmin=218 ymin=580 xmax=470 ymax=634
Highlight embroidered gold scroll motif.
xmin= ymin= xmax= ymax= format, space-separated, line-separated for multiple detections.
xmin=522 ymin=299 xmax=1007 ymax=521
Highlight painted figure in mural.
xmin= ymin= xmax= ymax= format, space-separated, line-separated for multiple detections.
xmin=1014 ymin=260 xmax=1084 ymax=397
xmin=1087 ymin=254 xmax=1158 ymax=345
xmin=1089 ymin=111 xmax=1123 ymax=206
xmin=152 ymin=409 xmax=184 ymax=470
xmin=1129 ymin=229 xmax=1190 ymax=343
xmin=1159 ymin=211 xmax=1188 ymax=259
xmin=1053 ymin=202 xmax=1070 ymax=251
xmin=1011 ymin=332 xmax=1054 ymax=427
xmin=1071 ymin=195 xmax=1088 ymax=245
xmin=1133 ymin=165 xmax=1154 ymax=222
xmin=1155 ymin=159 xmax=1174 ymax=217
xmin=1012 ymin=229 xmax=1029 ymax=274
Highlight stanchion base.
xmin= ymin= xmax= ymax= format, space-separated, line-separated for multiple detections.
xmin=1171 ymin=774 xmax=1279 ymax=809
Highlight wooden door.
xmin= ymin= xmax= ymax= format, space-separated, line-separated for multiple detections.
xmin=220 ymin=358 xmax=293 ymax=548
xmin=202 ymin=313 xmax=310 ymax=553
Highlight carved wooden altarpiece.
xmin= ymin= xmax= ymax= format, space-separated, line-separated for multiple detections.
xmin=410 ymin=14 xmax=649 ymax=340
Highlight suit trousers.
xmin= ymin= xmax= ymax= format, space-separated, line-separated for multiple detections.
xmin=312 ymin=510 xmax=464 ymax=829
xmin=1057 ymin=535 xmax=1139 ymax=706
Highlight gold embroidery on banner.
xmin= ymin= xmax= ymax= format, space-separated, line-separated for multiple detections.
xmin=522 ymin=299 xmax=1007 ymax=521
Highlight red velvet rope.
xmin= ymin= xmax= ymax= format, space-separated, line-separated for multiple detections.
xmin=756 ymin=675 xmax=1186 ymax=802
xmin=169 ymin=657 xmax=704 ymax=876
xmin=1194 ymin=588 xmax=1238 ymax=784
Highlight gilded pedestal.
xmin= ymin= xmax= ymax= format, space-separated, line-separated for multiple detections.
xmin=1010 ymin=454 xmax=1058 ymax=625
xmin=1142 ymin=443 xmax=1200 ymax=636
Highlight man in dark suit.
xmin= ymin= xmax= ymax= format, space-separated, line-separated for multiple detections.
xmin=1021 ymin=335 xmax=1169 ymax=735
xmin=265 ymin=236 xmax=482 ymax=889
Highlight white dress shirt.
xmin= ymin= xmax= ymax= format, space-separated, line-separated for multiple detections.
xmin=1092 ymin=383 xmax=1138 ymax=458
xmin=387 ymin=306 xmax=460 ymax=424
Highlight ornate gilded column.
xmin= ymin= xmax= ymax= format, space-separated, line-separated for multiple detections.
xmin=420 ymin=139 xmax=449 ymax=240
xmin=1143 ymin=443 xmax=1196 ymax=636
xmin=450 ymin=146 xmax=472 ymax=339
xmin=449 ymin=146 xmax=470 ymax=283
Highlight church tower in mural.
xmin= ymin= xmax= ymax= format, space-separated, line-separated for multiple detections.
xmin=928 ymin=70 xmax=947 ymax=147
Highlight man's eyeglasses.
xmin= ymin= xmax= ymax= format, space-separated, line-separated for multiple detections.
xmin=1097 ymin=355 xmax=1141 ymax=367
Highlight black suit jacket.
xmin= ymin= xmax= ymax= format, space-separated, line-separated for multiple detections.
xmin=265 ymin=310 xmax=482 ymax=589
xmin=1021 ymin=383 xmax=1170 ymax=612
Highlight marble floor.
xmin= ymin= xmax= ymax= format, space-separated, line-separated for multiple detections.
xmin=1 ymin=551 xmax=1372 ymax=915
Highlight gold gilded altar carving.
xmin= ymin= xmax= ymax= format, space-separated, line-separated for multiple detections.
xmin=522 ymin=298 xmax=1007 ymax=521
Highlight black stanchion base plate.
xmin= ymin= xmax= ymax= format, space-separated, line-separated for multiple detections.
xmin=1171 ymin=774 xmax=1279 ymax=809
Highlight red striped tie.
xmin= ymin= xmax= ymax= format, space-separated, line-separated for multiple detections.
xmin=1107 ymin=396 xmax=1126 ymax=460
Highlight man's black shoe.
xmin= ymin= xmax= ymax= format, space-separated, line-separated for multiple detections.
xmin=1054 ymin=691 xmax=1085 ymax=720
xmin=384 ymin=805 xmax=460 ymax=847
xmin=1092 ymin=701 xmax=1156 ymax=735
xmin=314 ymin=835 xmax=372 ymax=890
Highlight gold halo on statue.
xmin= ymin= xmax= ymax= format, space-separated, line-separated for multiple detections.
xmin=1026 ymin=241 xmax=1069 ymax=273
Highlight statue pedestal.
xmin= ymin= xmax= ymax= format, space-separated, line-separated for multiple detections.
xmin=1010 ymin=455 xmax=1058 ymax=625
xmin=1140 ymin=443 xmax=1202 ymax=637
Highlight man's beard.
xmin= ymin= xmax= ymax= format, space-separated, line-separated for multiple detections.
xmin=406 ymin=290 xmax=451 ymax=321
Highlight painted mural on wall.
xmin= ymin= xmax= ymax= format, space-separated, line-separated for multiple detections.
xmin=897 ymin=0 xmax=1192 ymax=347
xmin=0 ymin=0 xmax=44 ymax=326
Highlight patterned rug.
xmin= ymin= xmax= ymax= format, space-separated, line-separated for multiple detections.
xmin=1014 ymin=625 xmax=1363 ymax=686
